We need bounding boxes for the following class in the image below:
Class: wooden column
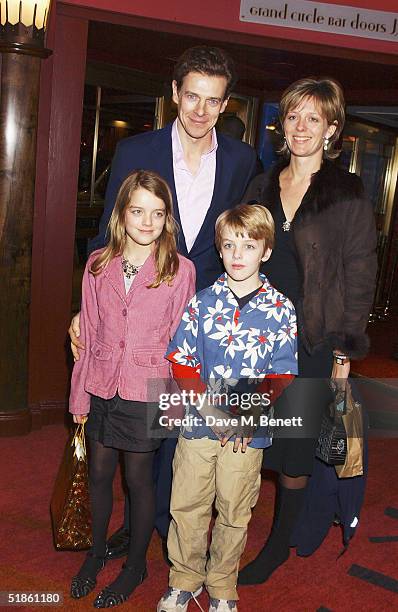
[0,45,49,434]
[0,10,88,435]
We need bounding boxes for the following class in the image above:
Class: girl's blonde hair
[215,204,275,252]
[90,170,179,287]
[279,77,345,159]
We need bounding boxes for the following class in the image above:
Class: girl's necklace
[121,256,143,279]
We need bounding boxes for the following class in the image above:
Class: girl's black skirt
[86,394,162,452]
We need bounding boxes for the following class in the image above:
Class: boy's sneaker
[209,599,238,612]
[157,586,203,612]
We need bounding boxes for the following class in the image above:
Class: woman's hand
[69,312,84,361]
[331,355,350,391]
[73,414,88,424]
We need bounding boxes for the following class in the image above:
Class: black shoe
[93,564,148,608]
[70,549,107,599]
[105,526,130,560]
[238,533,290,585]
[238,486,305,585]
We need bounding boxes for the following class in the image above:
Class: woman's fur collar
[262,158,364,221]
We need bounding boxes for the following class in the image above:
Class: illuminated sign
[240,0,398,42]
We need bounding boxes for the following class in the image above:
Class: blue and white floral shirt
[166,273,298,448]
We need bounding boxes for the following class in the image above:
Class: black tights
[280,473,308,489]
[89,439,155,571]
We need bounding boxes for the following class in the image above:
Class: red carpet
[351,317,398,429]
[1,424,397,611]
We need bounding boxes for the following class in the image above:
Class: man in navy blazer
[90,121,256,290]
[70,45,257,560]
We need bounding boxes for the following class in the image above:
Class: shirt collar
[172,119,218,170]
[212,273,270,307]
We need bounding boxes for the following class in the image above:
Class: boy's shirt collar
[211,273,270,309]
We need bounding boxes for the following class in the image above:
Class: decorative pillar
[0,0,52,434]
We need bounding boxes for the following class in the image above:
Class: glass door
[342,120,398,318]
[72,63,163,312]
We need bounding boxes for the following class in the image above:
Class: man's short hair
[173,46,237,100]
[215,204,275,252]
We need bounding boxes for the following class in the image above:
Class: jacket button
[151,356,157,365]
[95,350,101,356]
[122,308,127,316]
[312,242,317,249]
[119,341,125,349]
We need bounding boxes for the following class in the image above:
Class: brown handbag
[50,421,92,550]
[335,383,364,478]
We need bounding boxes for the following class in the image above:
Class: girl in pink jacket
[69,170,195,608]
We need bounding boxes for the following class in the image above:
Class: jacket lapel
[125,254,157,305]
[102,254,157,305]
[265,159,346,224]
[102,255,127,303]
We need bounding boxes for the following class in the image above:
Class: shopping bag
[335,383,364,478]
[50,421,92,550]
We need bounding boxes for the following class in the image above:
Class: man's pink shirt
[172,120,217,252]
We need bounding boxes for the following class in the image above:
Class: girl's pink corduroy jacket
[69,250,196,415]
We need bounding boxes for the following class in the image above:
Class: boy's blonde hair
[90,170,179,287]
[215,204,275,252]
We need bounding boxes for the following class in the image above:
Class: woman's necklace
[121,256,143,279]
[280,167,313,232]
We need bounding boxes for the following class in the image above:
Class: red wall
[29,12,88,411]
[63,0,398,56]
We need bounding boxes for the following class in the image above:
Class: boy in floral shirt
[157,205,297,612]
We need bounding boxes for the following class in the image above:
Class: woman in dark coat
[238,77,377,585]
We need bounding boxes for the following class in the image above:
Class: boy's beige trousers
[167,436,263,600]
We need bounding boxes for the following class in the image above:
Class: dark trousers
[122,437,178,539]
